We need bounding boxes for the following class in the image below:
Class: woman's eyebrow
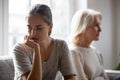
[36,25,43,27]
[27,25,31,27]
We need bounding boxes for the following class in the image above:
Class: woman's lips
[31,37,38,41]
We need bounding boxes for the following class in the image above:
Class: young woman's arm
[59,41,76,80]
[64,75,76,80]
[22,38,42,80]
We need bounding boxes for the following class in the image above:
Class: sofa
[105,70,120,80]
[0,56,63,80]
[0,56,14,80]
[0,55,119,80]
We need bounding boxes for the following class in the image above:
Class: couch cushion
[0,56,14,80]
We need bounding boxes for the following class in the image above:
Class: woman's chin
[93,37,100,41]
[32,40,39,43]
[95,38,99,41]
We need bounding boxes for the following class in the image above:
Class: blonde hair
[70,9,102,41]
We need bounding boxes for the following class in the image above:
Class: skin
[71,15,103,80]
[74,16,102,48]
[22,14,75,80]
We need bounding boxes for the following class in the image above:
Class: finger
[24,35,28,41]
[24,35,30,44]
[25,40,33,47]
[25,40,37,49]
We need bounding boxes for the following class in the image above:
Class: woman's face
[26,14,52,43]
[85,16,102,41]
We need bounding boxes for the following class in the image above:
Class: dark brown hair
[29,4,52,25]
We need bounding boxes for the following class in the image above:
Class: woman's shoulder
[14,43,25,49]
[69,44,83,56]
[13,42,32,52]
[53,38,66,43]
[69,44,83,52]
[14,43,27,49]
[53,38,67,47]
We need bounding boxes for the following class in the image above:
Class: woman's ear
[50,23,53,29]
[48,23,53,36]
[76,33,85,41]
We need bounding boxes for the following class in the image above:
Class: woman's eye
[27,27,31,31]
[95,24,99,28]
[28,27,31,30]
[28,27,31,31]
[37,27,42,30]
[36,25,43,30]
[27,25,31,30]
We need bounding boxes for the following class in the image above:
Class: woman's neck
[39,37,54,61]
[73,36,92,48]
[39,37,52,49]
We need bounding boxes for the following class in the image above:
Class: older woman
[69,9,109,80]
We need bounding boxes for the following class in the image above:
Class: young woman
[69,9,109,80]
[13,4,76,80]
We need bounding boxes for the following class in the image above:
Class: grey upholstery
[0,56,63,80]
[0,56,14,80]
[1,54,117,80]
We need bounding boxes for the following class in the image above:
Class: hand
[24,35,40,50]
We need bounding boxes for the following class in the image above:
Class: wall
[115,0,120,64]
[87,0,117,69]
[0,0,8,55]
[0,0,3,54]
[69,0,87,24]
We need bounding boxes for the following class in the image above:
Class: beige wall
[87,0,118,69]
[115,0,120,65]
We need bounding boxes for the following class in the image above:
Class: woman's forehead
[93,16,101,24]
[27,15,45,23]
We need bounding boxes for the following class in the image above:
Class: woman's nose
[31,29,36,36]
[96,25,102,32]
[98,26,102,32]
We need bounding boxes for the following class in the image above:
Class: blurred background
[0,0,120,70]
